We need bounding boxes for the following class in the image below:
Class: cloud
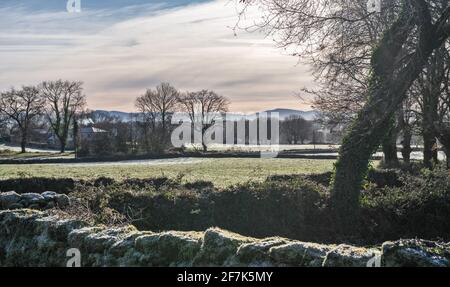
[0,0,315,112]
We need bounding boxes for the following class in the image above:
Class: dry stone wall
[1,210,449,267]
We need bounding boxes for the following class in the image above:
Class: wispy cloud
[0,0,314,112]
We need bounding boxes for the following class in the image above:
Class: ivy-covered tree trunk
[331,2,441,228]
[331,102,399,228]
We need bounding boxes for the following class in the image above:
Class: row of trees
[281,115,313,144]
[135,83,230,152]
[0,80,86,153]
[82,104,318,158]
[134,83,321,152]
[1,80,318,156]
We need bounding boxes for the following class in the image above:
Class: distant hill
[264,109,318,121]
[93,110,136,122]
[91,108,319,122]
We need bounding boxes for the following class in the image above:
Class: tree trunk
[60,136,67,153]
[401,128,412,164]
[331,3,440,229]
[202,127,208,152]
[422,45,445,168]
[145,126,150,153]
[423,131,437,168]
[382,125,399,167]
[20,132,27,153]
[446,147,450,169]
[332,110,394,228]
[398,106,412,164]
[422,84,440,168]
[437,136,450,169]
[422,87,439,168]
[434,125,450,169]
[73,119,79,158]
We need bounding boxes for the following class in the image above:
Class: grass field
[0,149,74,160]
[0,158,336,188]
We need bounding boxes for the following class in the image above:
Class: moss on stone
[1,210,450,267]
[236,238,291,266]
[134,231,201,266]
[382,239,450,267]
[269,242,336,267]
[194,228,255,266]
[323,244,380,267]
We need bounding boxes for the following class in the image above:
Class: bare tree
[407,43,450,168]
[239,0,405,163]
[135,83,179,148]
[135,95,156,152]
[40,80,86,153]
[0,86,44,153]
[135,83,179,153]
[281,115,313,144]
[239,0,450,227]
[178,90,229,152]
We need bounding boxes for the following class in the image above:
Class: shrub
[95,168,450,243]
[184,180,215,190]
[267,172,333,187]
[0,177,75,194]
[93,177,116,187]
[122,176,181,190]
[366,168,403,188]
[211,179,328,240]
[360,167,450,243]
[68,176,330,242]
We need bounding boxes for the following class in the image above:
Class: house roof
[80,127,107,133]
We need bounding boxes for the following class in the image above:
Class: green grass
[0,158,336,188]
[0,150,74,159]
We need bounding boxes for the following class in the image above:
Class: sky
[0,0,315,113]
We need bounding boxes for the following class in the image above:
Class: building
[80,127,108,142]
